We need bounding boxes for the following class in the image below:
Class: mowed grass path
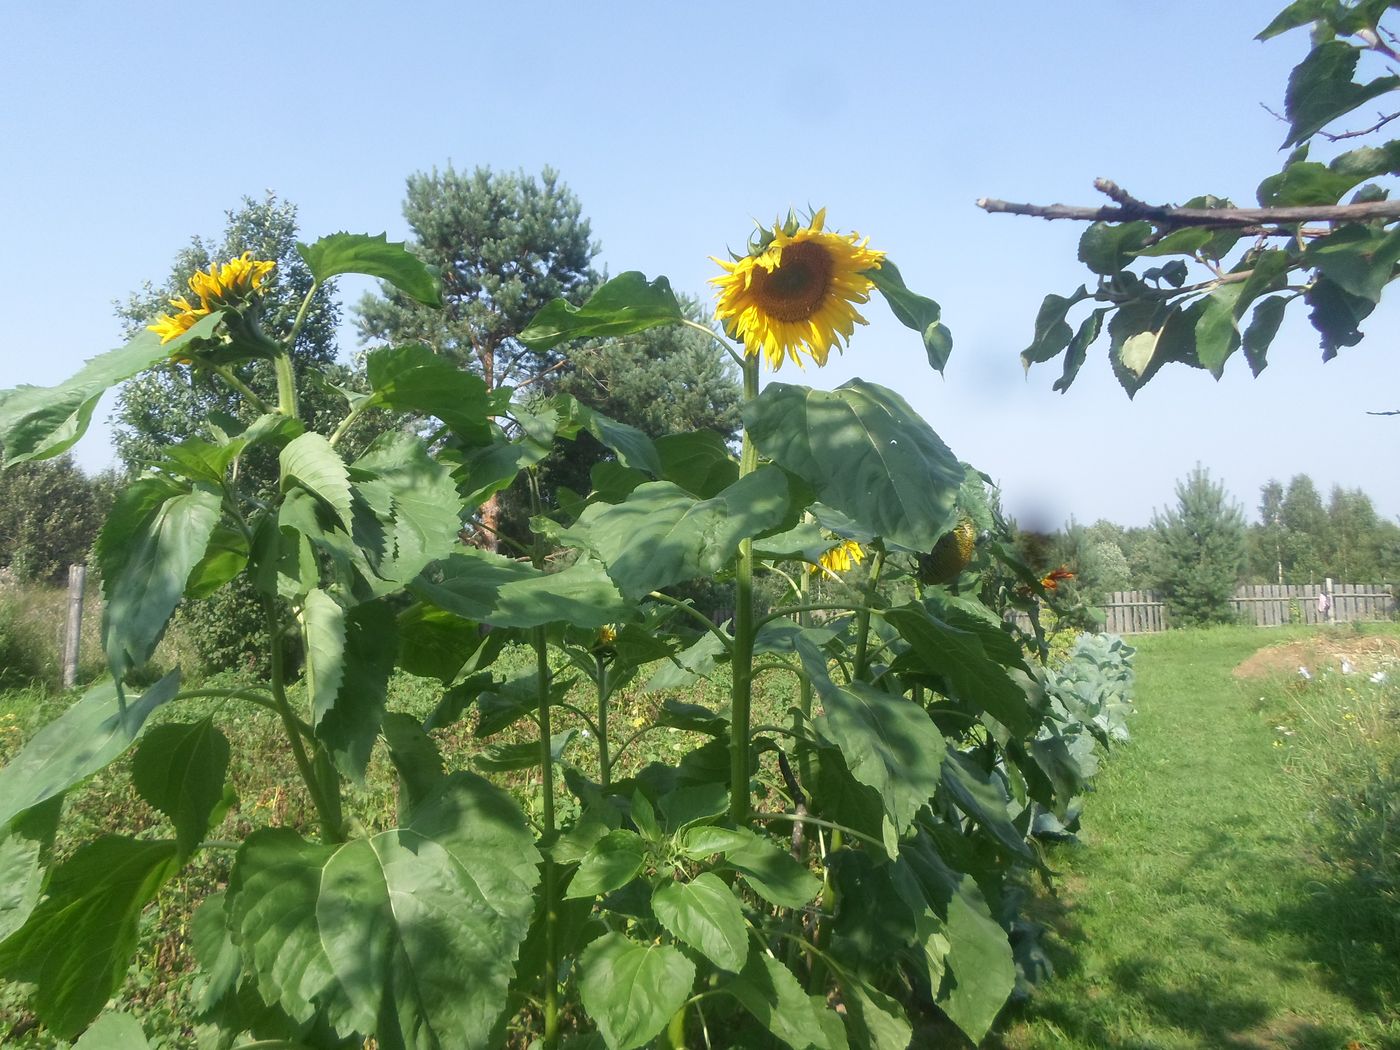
[997,627,1400,1050]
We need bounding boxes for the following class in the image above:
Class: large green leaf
[652,873,748,973]
[317,600,398,782]
[72,1012,152,1050]
[0,836,180,1039]
[744,381,963,551]
[0,313,222,465]
[564,828,648,899]
[0,799,61,942]
[302,588,347,730]
[364,344,495,444]
[412,548,629,628]
[131,719,230,858]
[809,675,944,836]
[720,828,823,909]
[1282,40,1400,146]
[226,828,358,1031]
[655,429,739,498]
[1077,221,1153,274]
[98,483,221,681]
[231,772,539,1049]
[520,271,684,350]
[0,672,181,828]
[844,979,913,1050]
[353,432,464,587]
[724,952,844,1050]
[280,432,353,529]
[577,932,696,1050]
[867,259,953,372]
[1304,224,1400,304]
[298,232,442,307]
[549,467,797,600]
[940,752,1033,862]
[884,605,1038,737]
[552,394,663,477]
[939,874,1017,1044]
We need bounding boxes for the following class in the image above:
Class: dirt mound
[1232,633,1400,680]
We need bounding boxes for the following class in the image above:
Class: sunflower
[711,209,885,370]
[188,251,276,306]
[147,295,211,345]
[814,538,865,577]
[148,251,276,346]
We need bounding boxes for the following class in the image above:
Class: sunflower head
[710,209,885,370]
[188,251,276,307]
[147,251,277,349]
[813,538,865,578]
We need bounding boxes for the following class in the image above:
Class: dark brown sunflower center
[751,241,833,322]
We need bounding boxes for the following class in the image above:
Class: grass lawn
[997,624,1400,1050]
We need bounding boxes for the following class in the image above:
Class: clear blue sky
[3,1,1396,529]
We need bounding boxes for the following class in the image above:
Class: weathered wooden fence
[1101,582,1396,634]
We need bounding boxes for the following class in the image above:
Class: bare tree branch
[977,178,1400,228]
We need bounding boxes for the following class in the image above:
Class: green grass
[998,624,1400,1050]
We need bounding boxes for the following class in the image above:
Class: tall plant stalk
[729,355,761,825]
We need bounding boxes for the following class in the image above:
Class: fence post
[1324,577,1335,624]
[62,563,85,689]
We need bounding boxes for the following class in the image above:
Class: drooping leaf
[131,719,230,858]
[1282,40,1400,147]
[1304,223,1400,304]
[867,259,953,371]
[298,232,442,307]
[364,344,495,444]
[183,525,248,599]
[808,674,945,836]
[845,978,913,1050]
[520,271,685,350]
[577,932,696,1050]
[720,828,823,909]
[317,599,398,782]
[885,605,1038,736]
[548,469,795,599]
[1306,275,1376,354]
[652,873,748,973]
[940,752,1034,862]
[939,875,1017,1043]
[411,548,628,628]
[0,836,180,1039]
[302,588,346,731]
[475,729,576,774]
[724,952,843,1050]
[1020,287,1089,369]
[0,314,222,465]
[744,380,964,551]
[1243,296,1289,375]
[381,713,446,817]
[0,672,181,828]
[98,484,221,681]
[0,798,61,942]
[552,394,663,477]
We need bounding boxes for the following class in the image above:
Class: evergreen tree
[1149,465,1247,627]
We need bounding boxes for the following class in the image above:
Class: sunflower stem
[729,355,761,826]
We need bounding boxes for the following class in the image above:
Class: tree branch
[977,178,1400,228]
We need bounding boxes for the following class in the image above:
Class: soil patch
[1232,633,1400,680]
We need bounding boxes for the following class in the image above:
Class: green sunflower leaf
[867,259,953,372]
[297,232,442,307]
[520,271,685,351]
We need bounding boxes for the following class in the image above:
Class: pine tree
[1150,465,1247,627]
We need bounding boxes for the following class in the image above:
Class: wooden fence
[1100,581,1396,634]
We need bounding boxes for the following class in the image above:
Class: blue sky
[3,1,1397,528]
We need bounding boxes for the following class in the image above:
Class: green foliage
[1006,6,1400,391]
[0,455,114,584]
[1150,466,1247,627]
[0,205,1142,1050]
